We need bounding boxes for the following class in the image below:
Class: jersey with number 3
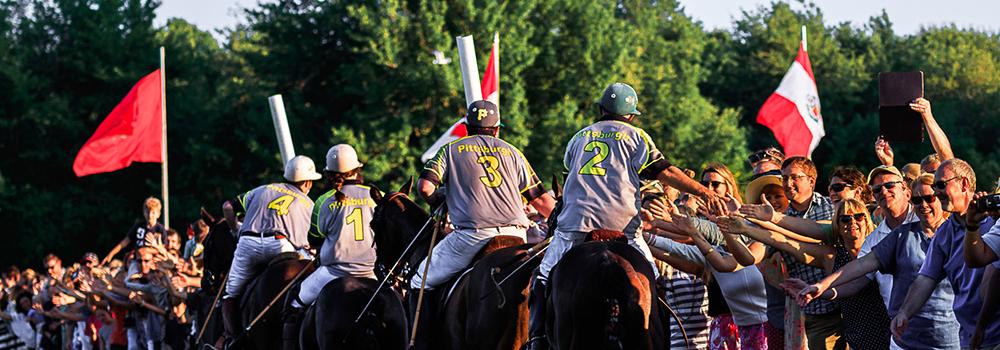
[310,183,377,271]
[558,119,670,234]
[237,182,314,248]
[421,135,545,229]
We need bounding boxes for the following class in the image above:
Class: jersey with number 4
[237,182,314,248]
[557,119,670,234]
[421,135,545,229]
[310,183,377,271]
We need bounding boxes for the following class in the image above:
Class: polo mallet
[408,215,444,348]
[195,272,229,345]
[228,259,316,348]
[352,204,444,326]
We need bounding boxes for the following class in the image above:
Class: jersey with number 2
[558,120,668,233]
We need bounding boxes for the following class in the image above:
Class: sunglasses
[838,213,867,223]
[911,194,937,205]
[933,176,959,190]
[700,180,726,189]
[747,149,783,165]
[829,183,853,192]
[872,181,902,193]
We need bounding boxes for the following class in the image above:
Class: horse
[545,233,668,350]
[198,204,316,350]
[364,179,541,350]
[296,184,409,350]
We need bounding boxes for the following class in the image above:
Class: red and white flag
[421,33,500,162]
[756,42,824,157]
[73,70,163,176]
[481,32,499,106]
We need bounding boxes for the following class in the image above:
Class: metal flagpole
[160,46,169,230]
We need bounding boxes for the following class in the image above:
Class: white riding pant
[224,235,295,299]
[537,228,658,283]
[294,264,376,308]
[410,226,526,290]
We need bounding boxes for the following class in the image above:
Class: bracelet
[829,287,838,300]
[703,247,716,255]
[967,225,981,231]
[644,233,656,246]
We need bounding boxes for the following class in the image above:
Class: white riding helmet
[284,155,323,182]
[325,144,364,172]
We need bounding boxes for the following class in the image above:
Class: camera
[977,194,1000,212]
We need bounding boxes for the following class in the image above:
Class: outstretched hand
[739,194,779,222]
[715,216,750,235]
[796,283,824,307]
[780,277,809,297]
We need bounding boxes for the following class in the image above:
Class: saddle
[441,235,526,309]
[240,252,304,307]
[586,229,627,243]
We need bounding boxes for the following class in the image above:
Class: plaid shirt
[782,193,836,315]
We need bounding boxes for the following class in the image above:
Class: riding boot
[220,298,240,345]
[407,290,437,350]
[282,306,304,350]
[526,278,549,350]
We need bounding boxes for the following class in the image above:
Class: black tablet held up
[878,71,924,142]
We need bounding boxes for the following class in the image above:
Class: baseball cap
[900,163,921,182]
[867,165,904,185]
[465,100,500,128]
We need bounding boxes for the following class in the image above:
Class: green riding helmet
[598,82,641,116]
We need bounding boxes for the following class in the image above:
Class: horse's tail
[601,251,652,350]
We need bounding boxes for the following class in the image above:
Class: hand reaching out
[739,194,779,222]
[796,283,824,307]
[780,277,808,297]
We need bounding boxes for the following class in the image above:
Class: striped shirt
[659,264,710,349]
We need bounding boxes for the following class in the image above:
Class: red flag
[481,32,499,106]
[73,70,163,177]
[756,43,825,157]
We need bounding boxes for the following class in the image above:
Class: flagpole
[801,25,807,52]
[159,46,169,230]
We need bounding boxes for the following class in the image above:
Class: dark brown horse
[199,205,315,350]
[546,234,667,350]
[369,181,540,350]
[296,184,409,350]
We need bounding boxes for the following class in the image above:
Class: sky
[156,0,999,39]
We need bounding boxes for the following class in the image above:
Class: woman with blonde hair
[701,162,744,205]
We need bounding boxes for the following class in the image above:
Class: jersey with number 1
[421,135,545,229]
[237,183,314,248]
[310,183,377,272]
[557,119,671,234]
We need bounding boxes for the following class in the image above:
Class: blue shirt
[873,221,960,349]
[918,215,998,348]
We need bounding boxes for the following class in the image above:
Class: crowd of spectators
[639,99,1000,349]
[0,198,210,350]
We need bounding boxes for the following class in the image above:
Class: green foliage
[0,0,998,268]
